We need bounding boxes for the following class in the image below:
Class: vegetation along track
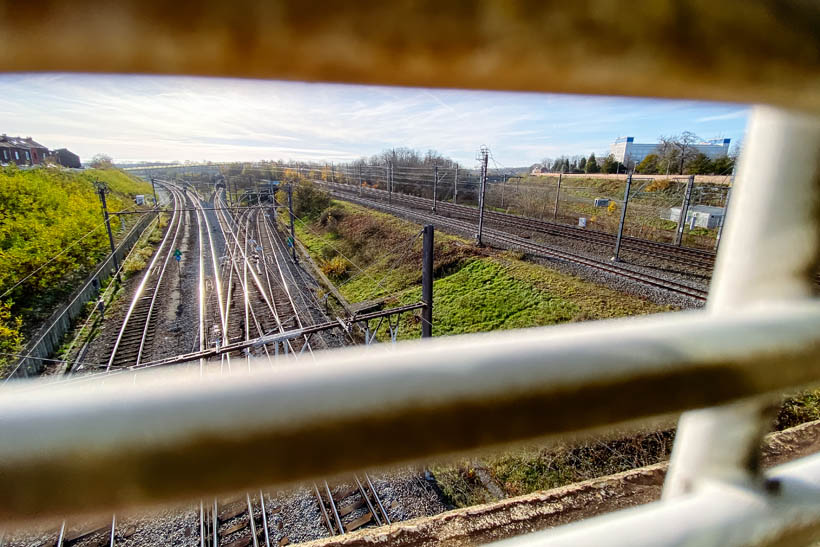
[317,185,708,302]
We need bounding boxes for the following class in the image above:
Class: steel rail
[354,475,381,526]
[105,187,184,371]
[256,209,315,353]
[333,177,719,264]
[258,491,271,547]
[134,188,187,365]
[313,484,335,536]
[324,481,345,535]
[214,194,283,361]
[322,180,717,269]
[364,473,391,525]
[215,191,288,340]
[328,191,708,301]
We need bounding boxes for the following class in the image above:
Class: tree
[685,153,714,175]
[601,154,619,174]
[90,154,114,169]
[578,156,587,171]
[658,131,701,175]
[584,153,600,174]
[636,154,661,174]
[712,155,735,175]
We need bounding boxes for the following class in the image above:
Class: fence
[484,175,731,249]
[10,211,157,379]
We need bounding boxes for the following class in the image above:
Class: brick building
[0,135,49,165]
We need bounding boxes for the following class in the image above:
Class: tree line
[535,132,738,176]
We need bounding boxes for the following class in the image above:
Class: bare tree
[90,153,114,169]
[657,131,701,175]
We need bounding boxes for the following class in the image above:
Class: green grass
[293,199,667,343]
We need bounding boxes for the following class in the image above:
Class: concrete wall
[10,212,157,379]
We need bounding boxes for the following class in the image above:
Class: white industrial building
[610,136,731,165]
[667,205,725,229]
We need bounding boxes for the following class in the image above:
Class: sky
[0,73,750,167]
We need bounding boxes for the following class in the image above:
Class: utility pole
[287,184,297,262]
[421,224,434,338]
[675,175,696,246]
[612,172,633,262]
[359,164,363,196]
[96,182,121,282]
[476,146,489,246]
[432,164,438,213]
[553,172,563,221]
[453,165,459,204]
[150,177,159,208]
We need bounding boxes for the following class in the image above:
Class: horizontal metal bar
[1,304,820,522]
[112,206,279,215]
[2,1,819,112]
[496,450,820,546]
[126,302,425,368]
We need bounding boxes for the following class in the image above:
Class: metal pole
[453,165,459,204]
[359,164,363,196]
[287,184,297,262]
[612,172,632,262]
[477,147,489,246]
[553,172,562,221]
[432,164,438,213]
[421,225,434,339]
[386,163,391,204]
[97,184,121,282]
[675,174,695,246]
[714,166,736,252]
[150,177,159,208]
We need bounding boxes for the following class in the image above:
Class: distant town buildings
[609,136,731,165]
[0,134,81,168]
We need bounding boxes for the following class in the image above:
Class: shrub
[293,180,331,219]
[319,205,346,233]
[123,246,154,277]
[645,179,672,192]
[0,300,23,376]
[320,255,348,278]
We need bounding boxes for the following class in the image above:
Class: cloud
[695,109,749,123]
[0,74,750,166]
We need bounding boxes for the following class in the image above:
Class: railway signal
[174,248,182,278]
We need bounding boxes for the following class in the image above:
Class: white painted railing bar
[1,302,820,522]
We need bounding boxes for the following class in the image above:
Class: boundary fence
[9,211,157,379]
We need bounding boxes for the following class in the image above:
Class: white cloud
[0,74,750,166]
[695,109,750,123]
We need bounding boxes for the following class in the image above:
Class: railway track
[314,475,391,536]
[317,180,718,271]
[40,184,393,546]
[105,185,187,370]
[320,189,709,301]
